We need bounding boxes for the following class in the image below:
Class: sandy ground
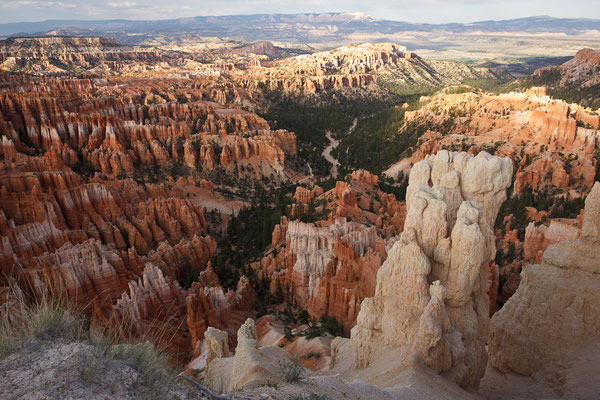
[323,118,357,179]
[2,338,598,400]
[0,340,208,400]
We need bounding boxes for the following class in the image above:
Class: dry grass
[1,294,175,397]
[109,341,173,388]
[0,296,85,356]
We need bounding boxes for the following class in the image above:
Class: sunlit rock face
[351,150,512,390]
[533,48,600,89]
[389,90,599,195]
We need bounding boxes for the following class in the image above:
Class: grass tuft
[0,296,84,357]
[109,341,174,387]
[1,294,175,398]
[24,297,85,340]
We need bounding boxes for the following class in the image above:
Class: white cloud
[107,2,139,8]
[0,0,598,24]
[3,0,76,7]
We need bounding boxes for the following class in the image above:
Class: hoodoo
[350,150,512,389]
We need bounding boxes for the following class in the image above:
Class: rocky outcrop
[0,72,261,367]
[0,36,171,75]
[252,172,404,331]
[105,263,186,338]
[0,74,296,179]
[488,182,600,380]
[252,217,385,333]
[187,326,230,371]
[391,90,599,195]
[534,48,600,89]
[385,88,598,309]
[350,150,512,389]
[186,267,255,357]
[523,219,580,263]
[21,239,144,309]
[204,318,291,392]
[235,43,501,96]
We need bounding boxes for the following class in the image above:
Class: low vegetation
[289,394,332,400]
[279,354,306,383]
[0,297,84,356]
[495,185,586,241]
[0,296,175,397]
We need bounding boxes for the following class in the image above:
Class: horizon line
[1,12,599,27]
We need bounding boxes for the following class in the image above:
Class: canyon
[383,77,600,309]
[0,38,503,98]
[0,69,296,363]
[0,33,598,400]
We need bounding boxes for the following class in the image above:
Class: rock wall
[252,172,403,331]
[0,36,175,75]
[488,182,600,377]
[534,48,600,89]
[351,150,512,389]
[186,266,256,357]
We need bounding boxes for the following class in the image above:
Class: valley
[0,15,599,400]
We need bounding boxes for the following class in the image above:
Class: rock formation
[385,87,599,308]
[0,72,261,367]
[186,267,256,357]
[488,182,600,382]
[389,89,599,195]
[204,318,291,391]
[523,219,580,263]
[238,43,502,96]
[534,48,600,89]
[251,172,403,331]
[187,326,230,371]
[0,36,177,76]
[350,150,512,389]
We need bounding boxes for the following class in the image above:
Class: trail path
[323,118,357,178]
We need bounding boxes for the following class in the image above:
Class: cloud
[107,1,139,8]
[3,0,76,7]
[0,0,598,24]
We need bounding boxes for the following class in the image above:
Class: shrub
[279,354,306,383]
[289,394,332,400]
[1,294,175,398]
[319,314,342,337]
[109,341,173,388]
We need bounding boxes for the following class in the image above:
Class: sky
[0,0,599,24]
